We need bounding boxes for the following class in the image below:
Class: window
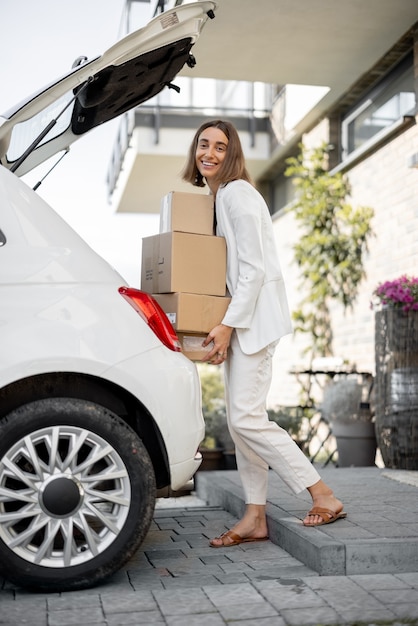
[342,54,415,159]
[6,93,73,164]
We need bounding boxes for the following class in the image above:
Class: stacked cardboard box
[141,191,230,360]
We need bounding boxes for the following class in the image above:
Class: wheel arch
[0,372,170,489]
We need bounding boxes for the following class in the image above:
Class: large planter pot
[321,376,375,466]
[376,306,418,360]
[330,421,377,467]
[375,309,418,469]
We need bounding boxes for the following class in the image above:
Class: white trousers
[224,332,321,505]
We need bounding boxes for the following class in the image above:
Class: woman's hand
[202,324,233,364]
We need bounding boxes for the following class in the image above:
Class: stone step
[195,466,418,576]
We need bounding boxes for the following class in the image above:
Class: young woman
[182,120,346,547]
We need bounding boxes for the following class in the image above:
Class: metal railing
[106,100,272,201]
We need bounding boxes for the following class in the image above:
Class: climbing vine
[285,143,374,359]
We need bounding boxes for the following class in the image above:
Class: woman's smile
[195,126,228,190]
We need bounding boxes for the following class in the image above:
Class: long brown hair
[181,120,253,188]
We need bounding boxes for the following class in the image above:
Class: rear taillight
[119,286,181,352]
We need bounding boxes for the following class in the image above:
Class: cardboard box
[160,191,214,236]
[141,232,226,296]
[177,332,214,361]
[153,293,231,333]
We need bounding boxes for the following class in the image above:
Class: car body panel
[0,165,125,284]
[0,165,205,490]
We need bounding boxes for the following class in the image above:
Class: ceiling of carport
[181,0,418,116]
[112,0,418,213]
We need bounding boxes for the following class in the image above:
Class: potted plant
[284,143,374,362]
[198,411,226,471]
[320,375,376,467]
[267,406,310,451]
[372,275,418,469]
[373,275,418,311]
[197,364,227,471]
[209,405,237,470]
[372,275,418,351]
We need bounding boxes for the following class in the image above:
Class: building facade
[267,25,417,406]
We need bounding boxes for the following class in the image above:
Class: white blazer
[215,180,292,355]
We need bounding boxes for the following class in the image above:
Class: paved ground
[1,467,418,625]
[196,466,418,576]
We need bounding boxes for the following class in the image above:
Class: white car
[0,1,216,592]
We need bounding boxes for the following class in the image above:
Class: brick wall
[268,123,418,408]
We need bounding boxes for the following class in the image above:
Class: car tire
[0,397,156,591]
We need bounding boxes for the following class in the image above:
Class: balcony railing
[106,90,272,201]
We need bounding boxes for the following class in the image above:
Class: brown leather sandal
[209,529,269,548]
[303,507,347,526]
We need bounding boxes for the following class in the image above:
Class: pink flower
[372,275,418,313]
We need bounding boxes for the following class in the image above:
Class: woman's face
[195,126,228,188]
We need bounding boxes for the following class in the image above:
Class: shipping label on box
[140,234,161,293]
[177,332,214,362]
[160,191,214,236]
[141,232,226,296]
[153,293,231,333]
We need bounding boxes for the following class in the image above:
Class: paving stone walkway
[1,479,418,626]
